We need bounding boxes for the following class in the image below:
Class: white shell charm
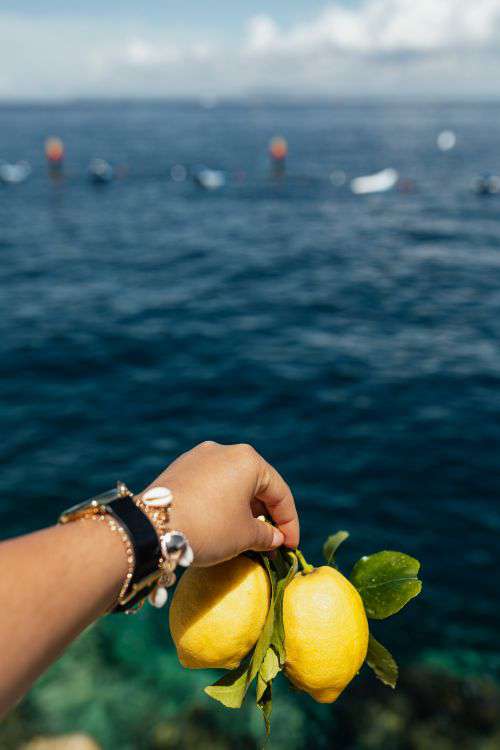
[179,544,194,567]
[142,486,173,508]
[160,531,194,568]
[148,586,168,608]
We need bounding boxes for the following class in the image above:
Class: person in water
[0,441,299,716]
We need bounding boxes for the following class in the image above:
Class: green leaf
[256,646,279,704]
[259,647,280,684]
[205,556,277,709]
[205,551,298,735]
[256,673,267,703]
[350,551,422,619]
[248,583,275,679]
[272,548,290,578]
[255,553,297,736]
[366,634,398,688]
[270,551,298,665]
[323,531,350,566]
[257,681,273,737]
[204,655,253,709]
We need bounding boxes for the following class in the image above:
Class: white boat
[350,168,398,195]
[0,161,31,184]
[192,167,226,191]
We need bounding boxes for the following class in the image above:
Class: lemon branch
[295,549,314,574]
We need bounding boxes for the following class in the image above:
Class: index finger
[254,455,300,548]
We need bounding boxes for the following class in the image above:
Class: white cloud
[245,0,500,55]
[126,39,178,67]
[242,0,500,96]
[1,1,500,99]
[246,16,281,54]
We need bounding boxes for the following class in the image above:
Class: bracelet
[136,486,194,609]
[58,482,193,614]
[86,513,135,607]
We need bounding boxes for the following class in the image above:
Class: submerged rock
[21,735,100,750]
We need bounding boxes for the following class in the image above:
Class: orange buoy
[45,137,65,164]
[269,136,288,162]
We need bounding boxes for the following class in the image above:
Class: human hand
[138,442,299,566]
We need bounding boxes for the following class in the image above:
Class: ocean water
[1,101,500,742]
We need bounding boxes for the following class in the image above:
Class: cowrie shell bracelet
[138,486,193,609]
[142,486,173,508]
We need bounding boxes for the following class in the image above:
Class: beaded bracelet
[86,512,136,607]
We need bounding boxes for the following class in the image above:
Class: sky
[1,0,500,100]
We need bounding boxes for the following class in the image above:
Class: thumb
[248,517,284,552]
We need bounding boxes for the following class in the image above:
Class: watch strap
[106,495,160,613]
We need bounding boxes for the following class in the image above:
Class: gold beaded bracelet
[86,513,136,607]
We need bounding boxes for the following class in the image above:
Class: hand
[138,441,299,566]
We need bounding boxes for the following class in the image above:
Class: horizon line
[1,94,499,107]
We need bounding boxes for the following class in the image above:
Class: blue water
[1,101,499,676]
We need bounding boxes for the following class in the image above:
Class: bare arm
[0,441,299,717]
[0,519,127,715]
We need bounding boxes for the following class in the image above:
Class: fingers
[250,498,267,517]
[254,456,300,549]
[248,517,284,552]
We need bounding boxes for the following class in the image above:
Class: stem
[295,548,314,574]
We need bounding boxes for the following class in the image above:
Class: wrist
[65,519,129,614]
[59,482,193,614]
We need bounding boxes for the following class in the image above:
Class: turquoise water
[1,101,499,746]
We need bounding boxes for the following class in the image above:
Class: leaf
[247,575,276,681]
[350,551,422,619]
[270,551,298,666]
[323,531,350,566]
[257,681,273,737]
[259,647,280,684]
[204,655,253,709]
[260,553,278,602]
[205,551,298,736]
[256,673,267,703]
[256,646,279,703]
[205,556,277,709]
[240,554,277,689]
[255,553,297,736]
[272,548,290,578]
[366,634,399,688]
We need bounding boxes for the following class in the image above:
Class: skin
[0,441,299,718]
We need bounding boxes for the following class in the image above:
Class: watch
[59,482,161,612]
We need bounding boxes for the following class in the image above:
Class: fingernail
[272,528,285,548]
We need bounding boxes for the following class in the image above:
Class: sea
[1,100,499,747]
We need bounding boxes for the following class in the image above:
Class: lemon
[283,565,369,703]
[169,556,271,670]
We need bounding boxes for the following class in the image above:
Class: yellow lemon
[283,565,369,703]
[169,556,271,670]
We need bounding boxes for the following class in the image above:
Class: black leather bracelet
[106,495,160,613]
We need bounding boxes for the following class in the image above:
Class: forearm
[0,519,127,716]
